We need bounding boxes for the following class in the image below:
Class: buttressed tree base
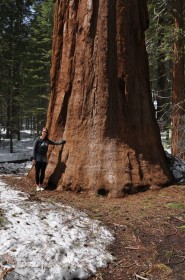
[32,0,173,197]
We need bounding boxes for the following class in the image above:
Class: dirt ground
[1,175,185,280]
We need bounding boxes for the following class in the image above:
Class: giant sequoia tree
[40,0,173,197]
[171,0,184,158]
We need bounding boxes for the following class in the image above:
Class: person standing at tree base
[32,127,66,191]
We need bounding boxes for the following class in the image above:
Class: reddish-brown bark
[171,0,184,158]
[32,0,172,197]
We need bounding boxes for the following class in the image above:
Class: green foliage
[177,225,185,231]
[167,202,185,209]
[22,0,55,130]
[0,0,54,135]
[146,1,173,93]
[146,1,176,142]
[146,1,174,60]
[0,0,32,136]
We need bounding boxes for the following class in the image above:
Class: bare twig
[125,246,140,250]
[114,259,137,268]
[122,261,137,268]
[132,233,141,244]
[134,273,149,280]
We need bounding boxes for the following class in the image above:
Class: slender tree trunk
[30,0,173,197]
[171,0,184,158]
[157,52,167,120]
[156,15,168,122]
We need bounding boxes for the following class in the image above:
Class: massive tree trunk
[171,0,184,158]
[42,0,172,197]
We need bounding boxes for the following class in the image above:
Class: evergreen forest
[0,0,54,140]
[0,0,184,158]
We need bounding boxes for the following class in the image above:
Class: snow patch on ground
[0,182,114,280]
[165,151,185,183]
[0,162,32,175]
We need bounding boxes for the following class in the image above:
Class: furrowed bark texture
[44,0,172,197]
[171,0,184,158]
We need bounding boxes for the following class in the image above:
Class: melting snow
[0,182,114,280]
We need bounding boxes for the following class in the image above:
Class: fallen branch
[134,273,149,280]
[114,259,137,268]
[122,261,137,268]
[125,246,140,250]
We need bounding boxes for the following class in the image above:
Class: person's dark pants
[35,161,47,185]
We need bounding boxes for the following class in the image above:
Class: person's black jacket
[32,137,65,162]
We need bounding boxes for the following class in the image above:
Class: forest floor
[1,175,185,280]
